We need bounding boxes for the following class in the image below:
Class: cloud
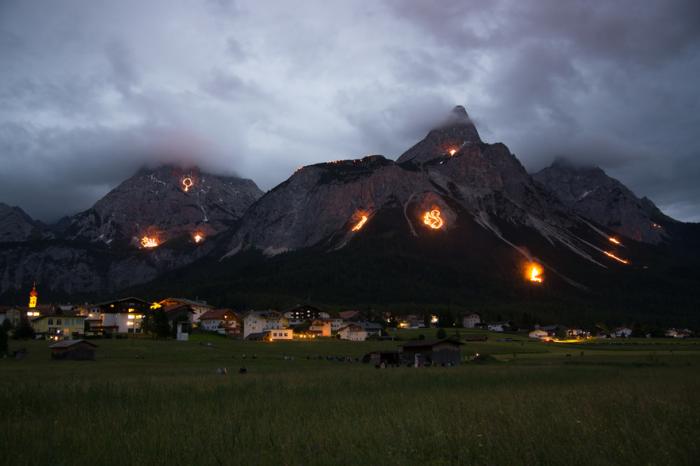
[0,0,698,222]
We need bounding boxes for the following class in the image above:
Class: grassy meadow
[1,330,699,466]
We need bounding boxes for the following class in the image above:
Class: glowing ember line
[352,215,368,232]
[140,236,159,248]
[448,148,457,156]
[604,251,629,264]
[193,233,204,243]
[422,209,444,229]
[608,237,622,245]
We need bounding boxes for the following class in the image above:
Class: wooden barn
[49,340,97,361]
[400,338,463,367]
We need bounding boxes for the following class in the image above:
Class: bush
[436,328,447,339]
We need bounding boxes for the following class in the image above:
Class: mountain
[66,165,263,247]
[0,203,46,242]
[0,165,263,298]
[533,159,671,244]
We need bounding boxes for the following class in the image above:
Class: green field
[1,331,699,466]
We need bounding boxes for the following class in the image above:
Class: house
[665,328,693,339]
[159,298,213,323]
[462,313,481,329]
[613,327,633,338]
[486,321,512,332]
[243,311,289,338]
[199,309,241,336]
[328,318,346,333]
[337,324,368,341]
[357,321,383,337]
[49,340,97,360]
[164,304,195,328]
[89,297,150,335]
[265,328,294,341]
[400,339,463,366]
[31,309,86,340]
[567,328,590,338]
[528,329,551,340]
[309,319,332,337]
[282,304,328,324]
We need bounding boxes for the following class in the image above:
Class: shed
[400,338,463,366]
[49,339,97,361]
[362,351,401,367]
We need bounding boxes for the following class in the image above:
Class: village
[1,284,695,364]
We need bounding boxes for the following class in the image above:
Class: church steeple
[28,282,38,309]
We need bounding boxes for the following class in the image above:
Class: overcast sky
[1,0,699,222]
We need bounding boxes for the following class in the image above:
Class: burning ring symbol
[182,177,193,192]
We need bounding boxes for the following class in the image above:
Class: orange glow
[422,209,444,229]
[351,214,368,232]
[609,237,622,245]
[140,236,159,248]
[527,263,543,284]
[448,148,457,156]
[193,232,204,243]
[181,177,194,192]
[604,251,629,264]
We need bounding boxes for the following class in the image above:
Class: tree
[149,310,170,339]
[0,323,8,354]
[436,328,447,339]
[14,318,35,340]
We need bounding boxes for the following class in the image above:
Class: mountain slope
[0,203,44,243]
[66,165,262,247]
[533,159,671,244]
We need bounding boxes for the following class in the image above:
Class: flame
[448,148,457,156]
[140,236,159,248]
[422,209,444,229]
[352,214,368,232]
[181,177,194,192]
[609,237,622,245]
[193,232,204,243]
[604,251,629,264]
[527,263,543,284]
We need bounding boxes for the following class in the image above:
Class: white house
[337,324,368,341]
[243,311,288,338]
[462,313,481,329]
[199,309,241,336]
[613,327,633,338]
[265,328,294,341]
[328,318,346,333]
[528,329,551,340]
[487,322,510,332]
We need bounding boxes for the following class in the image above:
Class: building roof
[400,338,464,350]
[338,324,365,332]
[49,339,98,349]
[338,310,361,320]
[200,309,237,320]
[159,297,213,308]
[93,297,150,307]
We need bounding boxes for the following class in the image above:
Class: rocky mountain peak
[534,159,670,243]
[66,164,263,247]
[397,105,482,165]
[0,203,40,242]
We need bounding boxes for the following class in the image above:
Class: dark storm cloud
[0,0,699,222]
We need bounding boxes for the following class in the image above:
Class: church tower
[28,282,38,309]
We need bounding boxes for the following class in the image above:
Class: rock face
[0,165,263,297]
[66,165,263,246]
[0,203,42,242]
[225,106,609,285]
[533,159,670,244]
[397,105,482,165]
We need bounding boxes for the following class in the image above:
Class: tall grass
[1,337,699,465]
